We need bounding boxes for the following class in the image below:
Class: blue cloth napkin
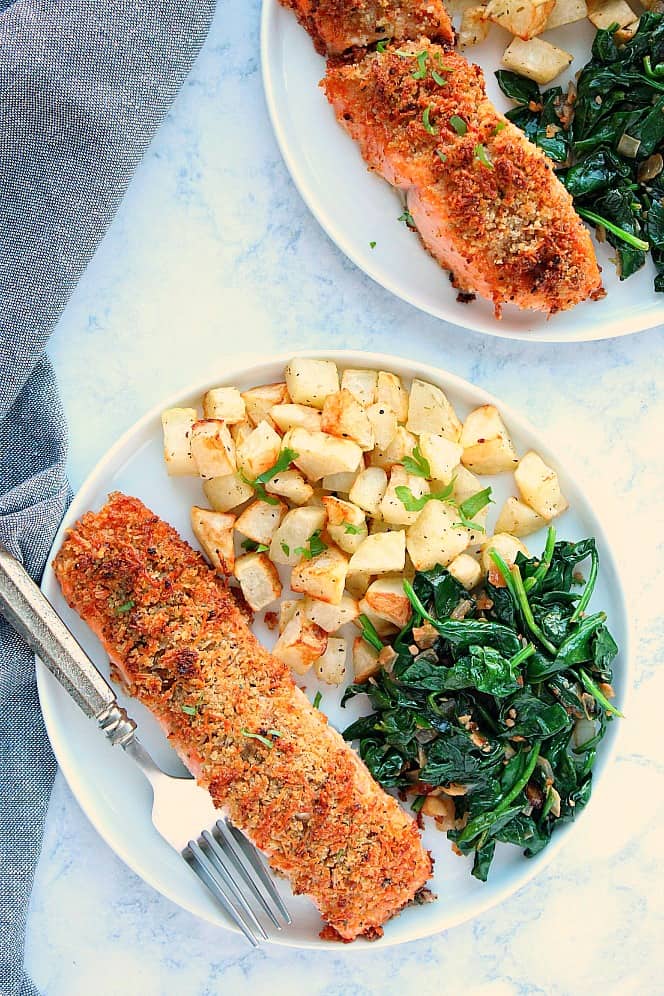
[0,2,214,991]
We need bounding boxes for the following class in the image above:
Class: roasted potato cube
[287,428,363,482]
[502,36,572,85]
[203,473,254,512]
[303,592,360,632]
[460,405,519,475]
[236,420,282,480]
[376,371,409,423]
[278,599,300,634]
[419,433,463,484]
[514,451,569,520]
[613,18,638,41]
[354,609,397,638]
[285,358,339,409]
[406,379,463,440]
[202,387,246,424]
[421,794,456,829]
[241,382,289,427]
[270,403,323,433]
[545,0,587,28]
[349,467,388,514]
[161,407,197,475]
[348,530,406,574]
[190,507,235,575]
[314,637,347,685]
[233,552,282,611]
[447,553,482,591]
[458,4,491,45]
[486,0,554,39]
[494,496,548,537]
[406,502,470,571]
[235,499,287,546]
[291,545,349,605]
[363,576,411,627]
[269,506,327,565]
[341,368,378,407]
[265,468,314,506]
[366,403,398,451]
[190,419,237,480]
[322,495,368,554]
[273,614,328,675]
[352,637,381,683]
[321,471,359,493]
[481,533,530,576]
[380,466,430,526]
[321,389,374,450]
[587,0,635,28]
[230,421,254,449]
[345,570,372,600]
[370,427,417,470]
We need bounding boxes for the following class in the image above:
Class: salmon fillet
[53,492,432,941]
[279,0,453,55]
[323,41,604,316]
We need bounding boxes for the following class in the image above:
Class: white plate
[39,350,630,948]
[261,3,664,341]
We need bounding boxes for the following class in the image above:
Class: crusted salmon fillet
[323,41,604,316]
[52,492,432,942]
[279,0,453,55]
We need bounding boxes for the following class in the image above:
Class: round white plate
[39,350,630,948]
[261,3,664,341]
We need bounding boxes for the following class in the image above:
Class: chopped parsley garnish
[313,691,323,710]
[435,149,447,163]
[242,447,299,505]
[376,38,391,52]
[358,613,384,652]
[241,539,269,553]
[369,240,377,249]
[450,115,468,136]
[401,444,431,478]
[395,479,455,512]
[241,728,277,749]
[431,69,448,86]
[395,480,493,529]
[422,105,438,135]
[398,209,415,227]
[294,529,327,560]
[280,541,290,557]
[111,599,134,615]
[493,121,507,135]
[344,523,363,534]
[412,50,428,80]
[181,704,198,716]
[455,487,493,531]
[474,143,494,170]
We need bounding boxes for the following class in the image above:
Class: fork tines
[184,818,291,946]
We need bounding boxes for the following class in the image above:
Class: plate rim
[38,347,633,949]
[259,0,664,343]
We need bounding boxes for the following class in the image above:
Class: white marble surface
[24,1,664,992]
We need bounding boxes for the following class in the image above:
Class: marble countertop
[25,1,664,992]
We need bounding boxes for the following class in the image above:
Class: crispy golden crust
[53,493,432,941]
[323,41,603,316]
[280,0,453,55]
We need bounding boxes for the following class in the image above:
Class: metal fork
[0,547,290,946]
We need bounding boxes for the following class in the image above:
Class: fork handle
[0,546,136,747]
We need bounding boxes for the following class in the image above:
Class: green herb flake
[294,529,328,560]
[114,600,135,615]
[450,115,467,136]
[473,143,495,170]
[313,691,323,710]
[280,541,290,557]
[181,704,198,716]
[401,444,431,478]
[369,240,377,249]
[493,121,507,135]
[431,69,448,86]
[435,149,447,163]
[241,539,269,553]
[345,523,362,534]
[395,479,455,512]
[423,105,438,135]
[376,38,391,52]
[398,209,416,227]
[241,728,275,749]
[412,50,429,80]
[243,447,299,505]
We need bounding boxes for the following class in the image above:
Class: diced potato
[348,530,406,574]
[419,433,463,484]
[269,506,327,565]
[458,5,491,45]
[203,473,254,512]
[352,637,381,683]
[161,408,197,475]
[366,403,398,451]
[349,467,388,514]
[363,576,411,627]
[322,496,368,554]
[447,553,482,591]
[370,427,417,470]
[314,637,347,685]
[306,490,326,508]
[241,383,289,427]
[345,571,372,600]
[460,405,519,475]
[406,380,463,440]
[233,553,282,611]
[481,533,530,576]
[406,502,470,571]
[190,507,235,575]
[202,387,246,424]
[236,420,282,480]
[264,468,314,506]
[273,614,328,675]
[587,0,635,29]
[285,358,339,409]
[321,389,374,450]
[376,371,409,423]
[514,451,569,520]
[447,0,484,11]
[502,36,572,85]
[230,421,254,448]
[291,545,349,606]
[270,403,323,433]
[303,593,360,632]
[545,0,587,28]
[287,428,363,482]
[369,519,403,534]
[321,471,359,493]
[278,599,300,634]
[421,794,456,829]
[614,17,638,41]
[235,499,287,546]
[354,610,397,638]
[486,0,554,39]
[494,496,548,537]
[341,368,378,407]
[190,419,237,480]
[380,466,430,526]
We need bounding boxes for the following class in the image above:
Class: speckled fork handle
[0,546,136,747]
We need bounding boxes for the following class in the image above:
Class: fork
[0,547,291,946]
